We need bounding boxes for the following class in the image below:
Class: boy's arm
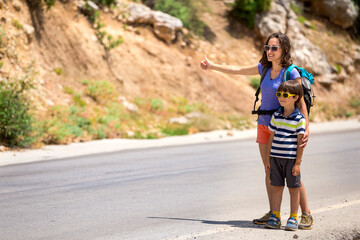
[293,133,304,176]
[266,131,275,173]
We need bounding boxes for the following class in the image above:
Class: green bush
[226,114,253,130]
[84,80,116,103]
[92,0,116,7]
[350,97,360,108]
[171,96,208,114]
[349,97,360,114]
[0,76,34,147]
[290,3,302,15]
[12,19,24,30]
[178,102,206,114]
[161,123,189,136]
[53,67,63,75]
[73,93,87,107]
[228,0,272,28]
[250,77,260,89]
[44,0,56,9]
[297,16,306,24]
[334,64,342,74]
[150,98,164,112]
[42,105,93,144]
[146,0,207,37]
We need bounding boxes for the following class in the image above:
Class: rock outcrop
[255,0,336,86]
[298,0,358,29]
[126,3,183,43]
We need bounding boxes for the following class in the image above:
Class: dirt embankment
[3,1,261,115]
[0,0,359,147]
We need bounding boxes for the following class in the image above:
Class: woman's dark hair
[259,32,293,68]
[277,80,303,106]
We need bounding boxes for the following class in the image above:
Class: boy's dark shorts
[270,157,301,188]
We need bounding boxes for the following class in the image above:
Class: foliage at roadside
[309,96,360,122]
[19,79,254,147]
[227,0,272,28]
[40,80,253,143]
[0,71,35,147]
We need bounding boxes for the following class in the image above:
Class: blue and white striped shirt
[268,108,306,159]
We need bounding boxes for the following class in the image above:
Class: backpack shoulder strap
[252,66,269,114]
[255,66,269,99]
[260,66,269,84]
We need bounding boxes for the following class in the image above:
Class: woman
[200,32,313,229]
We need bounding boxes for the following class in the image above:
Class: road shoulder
[1,119,359,167]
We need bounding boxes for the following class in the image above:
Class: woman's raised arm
[200,56,259,75]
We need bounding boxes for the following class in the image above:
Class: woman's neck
[272,62,282,72]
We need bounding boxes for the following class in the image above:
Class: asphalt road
[1,130,360,240]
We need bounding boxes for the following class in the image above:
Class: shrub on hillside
[250,77,260,90]
[92,0,116,7]
[143,0,207,37]
[44,0,56,8]
[0,75,34,147]
[228,0,272,28]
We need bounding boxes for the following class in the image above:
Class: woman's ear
[294,95,299,102]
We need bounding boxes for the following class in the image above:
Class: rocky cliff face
[255,0,360,87]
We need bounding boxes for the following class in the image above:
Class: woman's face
[266,37,282,64]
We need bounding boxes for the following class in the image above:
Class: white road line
[164,199,360,240]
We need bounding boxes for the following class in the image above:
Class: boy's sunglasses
[264,45,280,52]
[276,92,296,98]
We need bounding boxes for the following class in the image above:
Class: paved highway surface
[1,130,360,240]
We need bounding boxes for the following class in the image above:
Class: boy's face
[276,91,299,108]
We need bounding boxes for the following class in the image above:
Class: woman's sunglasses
[264,45,280,52]
[276,92,296,98]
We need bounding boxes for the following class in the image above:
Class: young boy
[264,80,306,231]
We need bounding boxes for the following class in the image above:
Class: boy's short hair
[277,80,303,105]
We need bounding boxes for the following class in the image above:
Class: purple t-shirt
[257,63,300,126]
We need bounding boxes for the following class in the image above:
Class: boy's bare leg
[300,181,311,214]
[259,143,272,211]
[289,187,300,217]
[272,186,284,213]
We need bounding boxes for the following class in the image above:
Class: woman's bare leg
[300,181,311,214]
[259,143,272,211]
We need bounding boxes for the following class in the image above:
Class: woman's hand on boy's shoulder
[265,159,271,174]
[299,130,309,149]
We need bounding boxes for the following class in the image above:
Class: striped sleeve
[268,114,276,132]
